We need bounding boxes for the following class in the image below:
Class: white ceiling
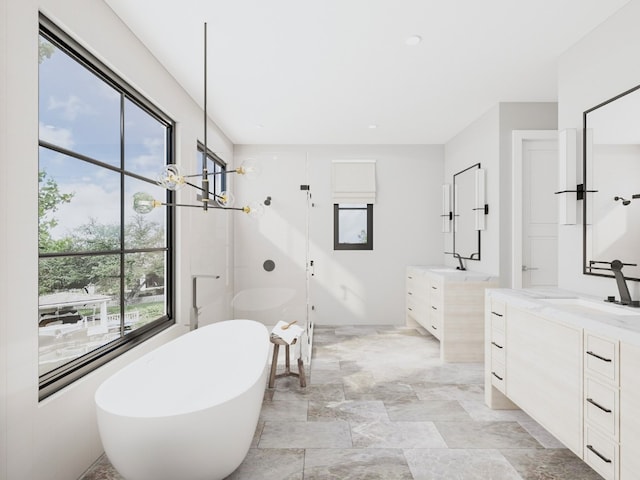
[104,0,630,145]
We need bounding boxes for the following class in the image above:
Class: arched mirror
[584,84,640,281]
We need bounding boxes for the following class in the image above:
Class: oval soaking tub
[95,319,269,480]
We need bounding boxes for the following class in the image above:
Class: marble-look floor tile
[459,400,532,422]
[304,448,413,479]
[435,421,542,449]
[351,421,447,448]
[404,448,523,480]
[412,382,485,402]
[78,455,124,480]
[309,357,341,371]
[420,363,485,385]
[334,325,381,336]
[308,400,390,422]
[517,420,566,449]
[225,448,304,480]
[271,382,345,402]
[310,368,351,385]
[344,380,418,402]
[259,420,352,448]
[259,400,308,422]
[385,399,473,422]
[500,448,604,480]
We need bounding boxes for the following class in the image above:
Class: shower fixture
[614,196,631,206]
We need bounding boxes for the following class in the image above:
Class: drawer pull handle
[408,276,413,279]
[491,341,503,349]
[586,445,612,464]
[431,325,437,330]
[431,286,438,290]
[586,351,612,363]
[431,306,437,310]
[408,292,413,295]
[491,371,503,381]
[587,398,612,413]
[491,311,503,317]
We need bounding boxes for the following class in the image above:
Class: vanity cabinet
[505,307,583,456]
[583,332,620,480]
[620,342,640,480]
[485,289,640,480]
[406,266,497,362]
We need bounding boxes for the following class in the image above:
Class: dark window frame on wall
[333,203,373,250]
[197,142,227,196]
[38,15,175,400]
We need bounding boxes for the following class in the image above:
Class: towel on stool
[271,320,304,345]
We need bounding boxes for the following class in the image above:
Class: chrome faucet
[607,260,640,307]
[453,253,466,271]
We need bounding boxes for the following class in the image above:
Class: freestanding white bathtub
[95,319,269,480]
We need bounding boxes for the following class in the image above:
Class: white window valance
[331,160,376,204]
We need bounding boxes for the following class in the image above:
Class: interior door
[521,137,559,288]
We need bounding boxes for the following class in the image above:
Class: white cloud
[50,183,120,237]
[39,122,74,149]
[47,94,93,121]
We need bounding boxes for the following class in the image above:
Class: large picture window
[38,17,174,399]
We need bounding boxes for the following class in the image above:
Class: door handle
[522,265,539,272]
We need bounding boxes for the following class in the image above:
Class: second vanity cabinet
[485,289,640,480]
[406,266,497,362]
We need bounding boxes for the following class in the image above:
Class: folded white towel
[271,321,304,345]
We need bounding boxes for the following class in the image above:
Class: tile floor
[80,325,603,479]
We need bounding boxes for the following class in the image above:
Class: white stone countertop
[487,287,640,346]
[408,265,497,283]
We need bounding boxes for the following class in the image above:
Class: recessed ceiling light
[368,124,378,129]
[405,35,422,46]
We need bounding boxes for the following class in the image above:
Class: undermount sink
[540,298,639,316]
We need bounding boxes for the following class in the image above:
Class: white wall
[0,1,233,479]
[557,0,640,300]
[234,145,444,326]
[444,105,500,274]
[443,103,557,285]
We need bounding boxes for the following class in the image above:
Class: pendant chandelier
[133,23,264,218]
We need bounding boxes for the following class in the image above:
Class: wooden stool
[268,334,306,388]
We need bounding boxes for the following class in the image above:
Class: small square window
[334,204,373,250]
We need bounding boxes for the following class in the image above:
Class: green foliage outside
[38,171,165,307]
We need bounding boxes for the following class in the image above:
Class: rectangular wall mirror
[453,163,481,261]
[584,84,640,281]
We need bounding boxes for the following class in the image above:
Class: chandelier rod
[201,22,210,211]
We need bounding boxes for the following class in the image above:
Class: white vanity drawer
[585,377,619,440]
[490,301,506,332]
[490,358,506,394]
[428,307,442,340]
[584,425,618,480]
[491,330,506,364]
[585,333,619,384]
[491,299,506,317]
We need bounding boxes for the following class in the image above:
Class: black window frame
[333,203,373,250]
[38,15,175,400]
[197,142,228,197]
